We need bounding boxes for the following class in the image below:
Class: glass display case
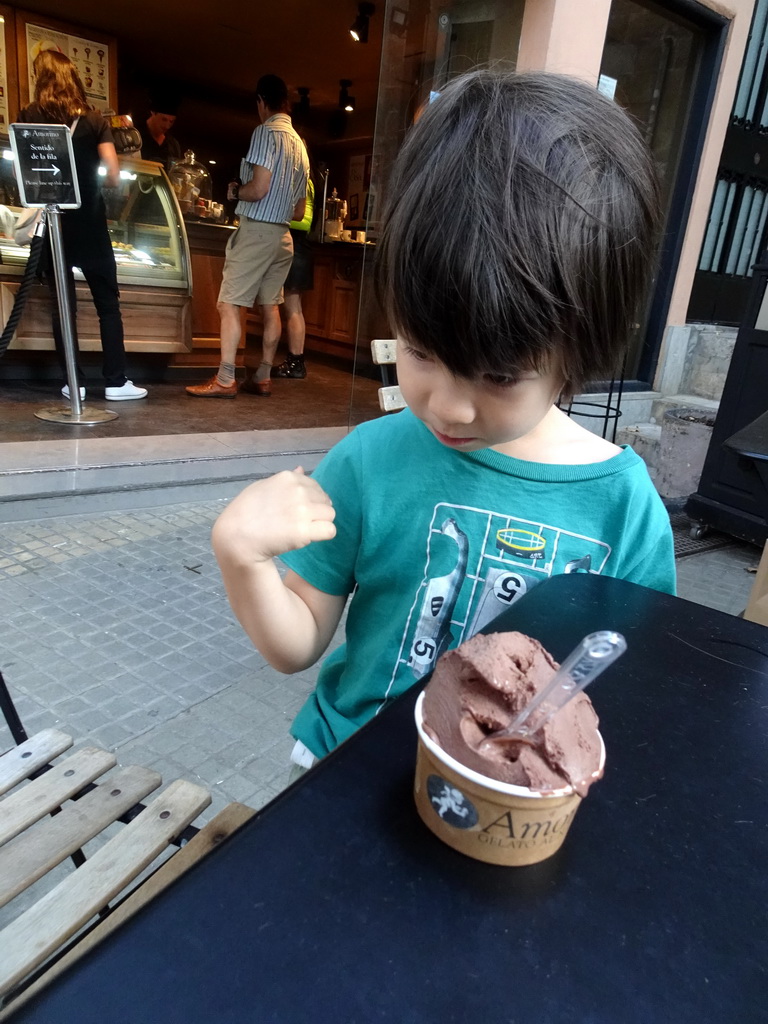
[104,157,191,289]
[0,145,193,353]
[0,149,191,293]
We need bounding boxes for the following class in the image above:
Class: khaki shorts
[218,219,293,308]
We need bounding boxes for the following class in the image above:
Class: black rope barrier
[0,224,47,359]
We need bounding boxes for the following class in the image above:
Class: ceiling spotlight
[339,79,355,112]
[350,2,375,43]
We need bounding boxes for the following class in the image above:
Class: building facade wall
[518,0,755,395]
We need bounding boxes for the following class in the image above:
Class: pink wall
[517,0,612,83]
[516,0,756,387]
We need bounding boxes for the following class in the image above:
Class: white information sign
[9,122,81,209]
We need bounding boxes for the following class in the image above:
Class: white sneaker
[104,380,148,401]
[61,385,86,400]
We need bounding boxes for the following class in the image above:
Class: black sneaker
[275,356,306,379]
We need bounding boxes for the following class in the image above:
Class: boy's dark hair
[376,71,660,396]
[256,75,290,114]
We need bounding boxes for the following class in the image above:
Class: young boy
[212,70,676,768]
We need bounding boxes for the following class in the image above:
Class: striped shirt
[236,114,308,225]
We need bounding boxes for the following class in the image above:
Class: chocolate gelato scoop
[421,631,602,795]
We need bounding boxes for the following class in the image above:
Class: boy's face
[395,338,563,456]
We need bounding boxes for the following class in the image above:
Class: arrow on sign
[37,166,61,175]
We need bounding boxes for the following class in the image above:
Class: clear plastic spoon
[480,630,627,749]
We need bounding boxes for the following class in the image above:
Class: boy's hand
[213,468,336,566]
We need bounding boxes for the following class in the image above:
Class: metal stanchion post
[10,119,118,425]
[49,205,81,416]
[34,205,118,425]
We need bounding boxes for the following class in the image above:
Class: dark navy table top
[9,575,768,1024]
[725,408,768,462]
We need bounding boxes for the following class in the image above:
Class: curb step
[0,427,346,521]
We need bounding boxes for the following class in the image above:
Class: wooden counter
[1,279,191,355]
[185,220,236,345]
[183,227,386,368]
[0,225,384,374]
[245,240,384,359]
[1,218,228,361]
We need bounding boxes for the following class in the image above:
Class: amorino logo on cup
[426,774,478,829]
[478,806,579,850]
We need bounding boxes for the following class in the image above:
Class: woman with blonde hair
[18,50,146,400]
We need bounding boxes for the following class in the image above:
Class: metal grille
[669,512,733,557]
[698,176,768,276]
[696,0,768,285]
[733,0,768,129]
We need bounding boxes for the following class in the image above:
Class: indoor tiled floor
[0,357,381,443]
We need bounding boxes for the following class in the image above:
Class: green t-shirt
[289,177,314,232]
[282,409,676,758]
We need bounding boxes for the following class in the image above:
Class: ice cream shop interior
[0,0,767,549]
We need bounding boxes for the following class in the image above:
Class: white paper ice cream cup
[413,691,605,866]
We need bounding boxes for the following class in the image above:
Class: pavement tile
[132,727,189,758]
[216,772,261,803]
[190,757,232,786]
[90,721,137,750]
[243,786,281,812]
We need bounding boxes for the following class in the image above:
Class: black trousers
[46,257,127,388]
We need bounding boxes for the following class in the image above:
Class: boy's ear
[555,374,576,404]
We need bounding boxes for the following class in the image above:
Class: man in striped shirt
[187,75,309,398]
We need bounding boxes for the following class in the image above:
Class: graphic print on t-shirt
[384,502,612,697]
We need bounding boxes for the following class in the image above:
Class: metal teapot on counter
[323,188,348,241]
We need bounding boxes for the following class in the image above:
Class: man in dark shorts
[275,177,315,380]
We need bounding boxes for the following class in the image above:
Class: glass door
[599,0,726,384]
[348,0,525,427]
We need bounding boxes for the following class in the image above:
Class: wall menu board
[13,8,117,116]
[25,22,111,110]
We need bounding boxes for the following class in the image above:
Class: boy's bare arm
[211,470,346,673]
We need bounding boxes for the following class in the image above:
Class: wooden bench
[0,727,255,1013]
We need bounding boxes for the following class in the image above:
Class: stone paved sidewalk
[0,500,335,824]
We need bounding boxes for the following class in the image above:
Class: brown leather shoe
[185,376,237,398]
[239,378,272,397]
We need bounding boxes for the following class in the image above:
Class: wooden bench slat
[0,747,116,847]
[0,803,255,1019]
[0,764,162,909]
[0,730,73,796]
[0,779,211,997]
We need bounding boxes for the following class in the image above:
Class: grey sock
[216,362,236,387]
[255,361,272,383]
